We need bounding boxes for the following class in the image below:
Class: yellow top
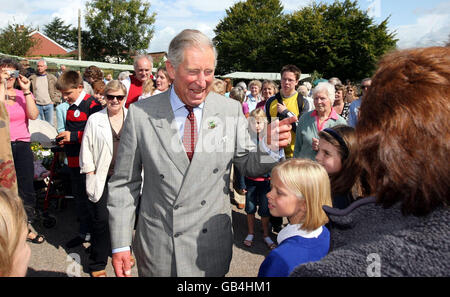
[268,92,300,158]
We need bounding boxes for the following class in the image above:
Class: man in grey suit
[107,29,296,277]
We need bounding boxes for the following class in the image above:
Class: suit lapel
[148,94,190,175]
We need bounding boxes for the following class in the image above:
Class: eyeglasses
[362,85,370,89]
[106,95,126,101]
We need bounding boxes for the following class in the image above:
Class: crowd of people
[0,29,448,277]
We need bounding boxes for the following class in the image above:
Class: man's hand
[56,131,71,146]
[266,116,298,152]
[276,103,287,114]
[112,250,132,277]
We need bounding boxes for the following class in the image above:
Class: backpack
[265,92,309,133]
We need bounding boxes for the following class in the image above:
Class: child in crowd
[243,108,275,250]
[55,70,103,248]
[139,79,155,100]
[0,188,31,277]
[258,158,332,277]
[315,125,369,209]
[229,86,248,204]
[92,80,107,107]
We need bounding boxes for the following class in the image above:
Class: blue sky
[0,0,448,52]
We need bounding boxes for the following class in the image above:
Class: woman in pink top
[1,59,44,244]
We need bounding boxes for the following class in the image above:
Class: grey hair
[229,86,246,104]
[236,81,247,90]
[133,54,153,70]
[118,71,131,81]
[37,59,47,66]
[328,77,342,86]
[168,29,217,69]
[312,82,336,106]
[303,81,312,91]
[361,77,372,85]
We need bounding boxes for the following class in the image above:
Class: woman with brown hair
[292,46,450,277]
[333,85,350,121]
[153,66,172,95]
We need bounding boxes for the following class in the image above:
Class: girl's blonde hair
[272,159,332,231]
[0,188,28,276]
[249,108,267,122]
[142,79,155,95]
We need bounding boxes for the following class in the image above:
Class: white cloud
[281,0,310,12]
[395,3,450,48]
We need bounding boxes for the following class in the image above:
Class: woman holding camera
[1,58,44,244]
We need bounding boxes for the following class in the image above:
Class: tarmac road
[26,192,281,277]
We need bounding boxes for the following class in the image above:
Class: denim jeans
[37,103,54,126]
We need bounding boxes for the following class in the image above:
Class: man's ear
[165,60,176,81]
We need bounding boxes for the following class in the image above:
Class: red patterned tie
[183,105,197,161]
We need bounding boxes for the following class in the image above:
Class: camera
[51,136,64,145]
[8,70,20,78]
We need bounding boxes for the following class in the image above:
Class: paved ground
[26,191,282,277]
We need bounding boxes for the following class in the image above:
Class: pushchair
[29,119,71,228]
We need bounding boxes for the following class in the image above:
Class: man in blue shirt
[348,78,371,127]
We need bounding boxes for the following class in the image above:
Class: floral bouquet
[31,142,53,170]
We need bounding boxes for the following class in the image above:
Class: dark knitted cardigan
[290,197,450,277]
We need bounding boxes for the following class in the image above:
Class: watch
[23,92,31,96]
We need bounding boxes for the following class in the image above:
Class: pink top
[5,90,32,142]
[311,108,339,132]
[242,102,249,116]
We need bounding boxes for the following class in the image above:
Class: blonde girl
[0,188,31,277]
[258,159,332,277]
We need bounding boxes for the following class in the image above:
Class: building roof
[147,51,168,62]
[219,72,311,82]
[0,52,137,72]
[27,31,69,57]
[37,56,136,72]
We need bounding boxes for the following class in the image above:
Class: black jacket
[290,197,450,277]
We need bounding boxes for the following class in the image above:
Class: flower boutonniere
[208,120,217,129]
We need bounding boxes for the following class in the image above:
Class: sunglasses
[106,94,126,101]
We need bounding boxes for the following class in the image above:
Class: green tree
[85,0,156,63]
[281,0,397,81]
[214,0,285,74]
[43,17,74,49]
[0,23,39,56]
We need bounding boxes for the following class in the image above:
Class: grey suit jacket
[107,90,277,276]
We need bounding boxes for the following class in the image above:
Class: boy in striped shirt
[56,70,102,248]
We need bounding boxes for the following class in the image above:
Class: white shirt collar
[71,90,87,107]
[277,224,323,244]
